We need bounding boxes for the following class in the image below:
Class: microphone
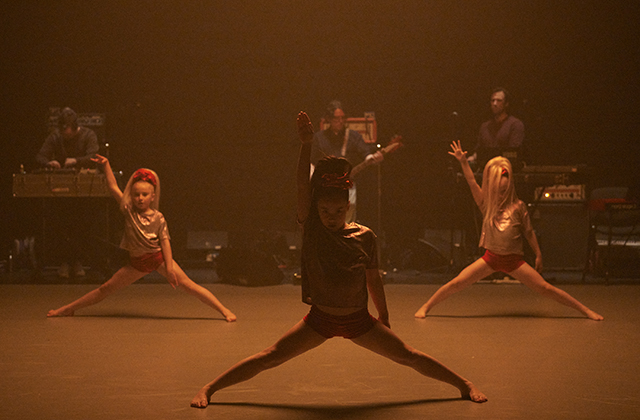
[450,111,461,140]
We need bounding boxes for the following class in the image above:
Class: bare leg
[510,263,603,320]
[351,322,487,403]
[191,320,326,408]
[47,266,146,317]
[157,261,237,322]
[415,258,494,318]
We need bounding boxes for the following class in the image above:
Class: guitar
[350,135,403,178]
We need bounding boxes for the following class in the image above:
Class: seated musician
[468,87,525,171]
[36,107,99,278]
[37,107,99,169]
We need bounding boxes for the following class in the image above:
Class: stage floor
[1,282,638,420]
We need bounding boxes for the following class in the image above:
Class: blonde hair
[120,168,161,212]
[481,157,517,224]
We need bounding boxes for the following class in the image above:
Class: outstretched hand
[448,140,468,163]
[297,111,314,144]
[166,269,178,289]
[91,154,109,166]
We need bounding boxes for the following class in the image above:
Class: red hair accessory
[132,169,157,187]
[501,168,508,176]
[320,172,353,189]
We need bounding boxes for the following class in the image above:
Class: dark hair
[324,100,343,120]
[491,87,511,105]
[58,107,78,130]
[311,156,351,203]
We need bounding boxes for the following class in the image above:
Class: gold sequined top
[479,200,532,255]
[119,206,170,257]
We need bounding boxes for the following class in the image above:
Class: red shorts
[304,305,377,339]
[130,251,164,273]
[481,250,525,273]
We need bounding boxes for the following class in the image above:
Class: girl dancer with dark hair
[415,141,602,320]
[47,154,236,322]
[190,112,486,408]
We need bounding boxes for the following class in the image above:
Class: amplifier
[47,109,105,128]
[13,172,110,197]
[77,113,106,127]
[535,184,585,202]
[522,164,586,173]
[319,115,377,143]
[529,203,588,270]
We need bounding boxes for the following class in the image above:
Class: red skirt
[129,251,164,273]
[481,250,525,273]
[304,305,377,339]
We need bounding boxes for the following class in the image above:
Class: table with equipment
[12,170,114,272]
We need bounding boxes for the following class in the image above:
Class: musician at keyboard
[34,107,98,278]
[36,107,99,170]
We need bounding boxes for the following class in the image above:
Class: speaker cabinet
[216,248,284,286]
[529,203,588,270]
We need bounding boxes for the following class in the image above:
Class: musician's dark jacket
[311,128,374,166]
[475,115,525,168]
[36,126,99,168]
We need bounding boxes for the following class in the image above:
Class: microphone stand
[376,143,383,271]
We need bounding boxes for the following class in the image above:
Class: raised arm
[296,111,314,224]
[91,154,123,204]
[449,140,483,209]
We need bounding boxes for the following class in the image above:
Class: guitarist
[311,100,383,223]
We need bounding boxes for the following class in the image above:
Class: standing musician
[311,100,383,223]
[468,87,525,171]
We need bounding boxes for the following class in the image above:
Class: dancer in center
[414,141,603,320]
[190,112,487,408]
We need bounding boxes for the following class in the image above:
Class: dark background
[2,1,639,261]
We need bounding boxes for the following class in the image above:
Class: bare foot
[461,382,488,403]
[586,310,603,321]
[190,388,211,408]
[47,307,75,317]
[414,306,429,318]
[224,311,237,322]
